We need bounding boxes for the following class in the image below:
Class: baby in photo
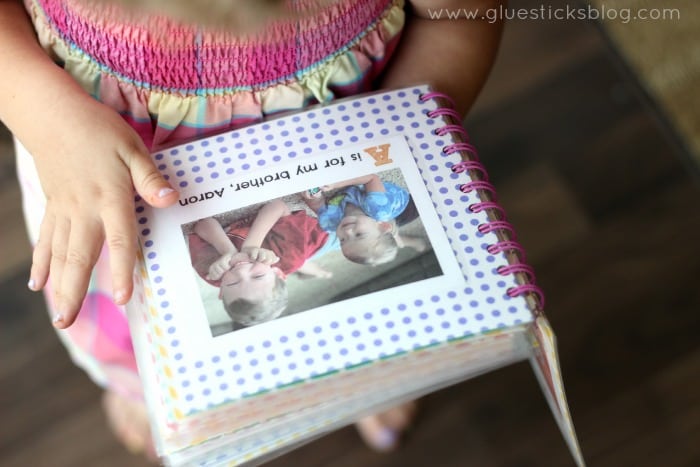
[304,173,427,265]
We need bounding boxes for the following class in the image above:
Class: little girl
[0,0,505,457]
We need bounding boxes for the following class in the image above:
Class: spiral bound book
[126,85,584,466]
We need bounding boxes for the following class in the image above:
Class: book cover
[126,85,583,466]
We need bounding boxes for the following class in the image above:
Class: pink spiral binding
[452,161,489,180]
[498,263,536,282]
[435,124,469,138]
[487,240,526,259]
[427,108,462,120]
[444,142,478,158]
[469,201,505,218]
[459,180,497,195]
[420,91,545,310]
[477,220,516,237]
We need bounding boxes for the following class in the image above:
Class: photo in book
[181,166,442,337]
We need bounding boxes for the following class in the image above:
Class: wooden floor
[2,4,699,467]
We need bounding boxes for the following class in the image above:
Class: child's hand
[25,97,179,328]
[206,248,279,281]
[300,189,325,214]
[206,251,238,281]
[300,188,323,200]
[240,247,279,265]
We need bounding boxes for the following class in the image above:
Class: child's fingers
[48,217,70,326]
[55,218,103,328]
[263,250,279,264]
[246,248,261,262]
[206,270,220,281]
[254,249,279,265]
[250,248,273,264]
[225,253,237,266]
[207,264,224,281]
[29,214,55,291]
[207,256,230,281]
[102,202,138,305]
[122,143,178,208]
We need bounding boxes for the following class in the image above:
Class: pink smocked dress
[16,0,405,399]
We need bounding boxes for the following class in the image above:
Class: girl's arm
[193,217,280,281]
[241,199,291,250]
[382,0,506,114]
[0,0,178,327]
[193,218,238,255]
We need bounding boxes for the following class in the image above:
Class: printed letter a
[363,144,392,166]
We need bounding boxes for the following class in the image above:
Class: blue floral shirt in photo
[318,181,410,232]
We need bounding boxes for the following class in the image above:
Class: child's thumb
[125,144,179,208]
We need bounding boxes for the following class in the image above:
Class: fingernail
[113,289,127,303]
[52,313,64,325]
[27,278,36,290]
[157,187,175,198]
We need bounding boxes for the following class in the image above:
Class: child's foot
[355,401,418,452]
[102,390,158,462]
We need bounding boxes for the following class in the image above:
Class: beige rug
[589,0,700,165]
